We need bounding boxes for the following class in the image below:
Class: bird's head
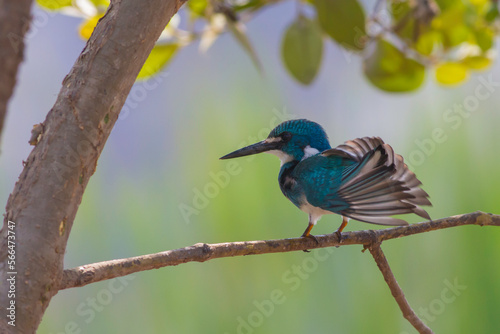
[220,119,331,164]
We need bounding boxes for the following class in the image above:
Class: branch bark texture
[60,211,499,289]
[57,211,498,334]
[58,211,498,334]
[0,0,186,332]
[0,0,33,143]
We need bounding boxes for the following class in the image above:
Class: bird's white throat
[267,150,293,166]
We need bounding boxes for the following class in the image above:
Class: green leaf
[391,1,416,41]
[187,0,208,17]
[415,30,440,55]
[363,40,425,92]
[474,28,494,52]
[461,56,492,70]
[431,4,472,49]
[90,0,110,7]
[36,0,72,10]
[441,24,471,49]
[434,0,462,11]
[137,44,179,80]
[281,15,323,85]
[435,62,468,85]
[485,4,499,22]
[468,0,489,7]
[314,0,366,51]
[432,1,467,29]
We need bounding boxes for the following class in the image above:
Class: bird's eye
[281,132,292,142]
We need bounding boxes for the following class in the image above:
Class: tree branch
[60,211,500,290]
[0,0,33,144]
[0,0,186,331]
[368,242,433,334]
[60,211,499,333]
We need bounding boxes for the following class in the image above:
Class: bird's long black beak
[220,139,281,160]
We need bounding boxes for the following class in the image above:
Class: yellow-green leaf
[78,14,103,40]
[431,4,465,31]
[281,15,323,85]
[36,0,72,10]
[391,1,416,41]
[441,24,471,49]
[415,31,441,55]
[468,0,488,7]
[314,0,366,51]
[461,56,492,70]
[363,40,425,92]
[187,0,208,17]
[137,44,179,80]
[90,0,110,7]
[485,4,499,22]
[435,62,468,85]
[474,28,494,52]
[434,0,461,11]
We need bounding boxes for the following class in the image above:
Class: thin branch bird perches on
[60,211,500,334]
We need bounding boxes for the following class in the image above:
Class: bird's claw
[301,233,319,252]
[335,230,343,242]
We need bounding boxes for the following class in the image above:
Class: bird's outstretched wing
[296,137,431,226]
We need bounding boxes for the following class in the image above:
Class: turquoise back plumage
[287,154,356,212]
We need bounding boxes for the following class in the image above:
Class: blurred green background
[1,3,500,334]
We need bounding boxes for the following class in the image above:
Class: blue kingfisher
[220,119,431,241]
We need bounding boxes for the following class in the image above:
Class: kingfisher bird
[220,119,431,241]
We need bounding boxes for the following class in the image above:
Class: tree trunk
[0,0,33,143]
[0,0,186,332]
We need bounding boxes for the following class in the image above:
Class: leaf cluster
[36,0,499,91]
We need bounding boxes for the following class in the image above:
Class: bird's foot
[301,233,319,253]
[334,216,349,244]
[302,233,319,243]
[335,230,343,242]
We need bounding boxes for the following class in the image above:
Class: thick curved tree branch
[0,0,33,144]
[0,0,186,332]
[61,211,499,289]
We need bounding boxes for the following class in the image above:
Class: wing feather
[292,137,431,227]
[326,137,431,226]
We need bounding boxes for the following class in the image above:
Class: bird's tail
[332,137,431,226]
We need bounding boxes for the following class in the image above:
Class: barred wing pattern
[322,137,431,226]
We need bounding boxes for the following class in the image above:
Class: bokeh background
[1,2,500,334]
